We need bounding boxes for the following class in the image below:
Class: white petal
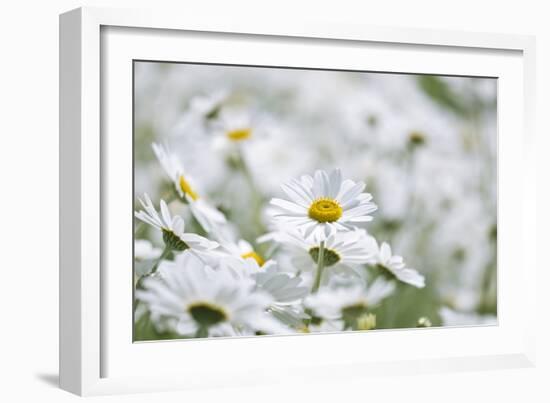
[271,198,307,214]
[328,168,342,198]
[281,182,310,207]
[380,242,392,263]
[337,181,366,205]
[159,199,173,228]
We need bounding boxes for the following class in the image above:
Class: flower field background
[133,62,497,340]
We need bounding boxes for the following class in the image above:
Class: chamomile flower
[262,227,373,277]
[305,277,395,323]
[212,109,259,147]
[223,239,266,267]
[171,90,229,137]
[270,168,377,238]
[187,89,228,121]
[369,240,425,288]
[222,257,308,307]
[134,193,218,253]
[254,264,309,306]
[220,255,309,328]
[138,251,287,337]
[151,142,226,232]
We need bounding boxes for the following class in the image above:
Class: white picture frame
[59,6,537,396]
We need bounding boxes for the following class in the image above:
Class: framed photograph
[60,7,536,396]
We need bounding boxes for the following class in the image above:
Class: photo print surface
[133,61,497,341]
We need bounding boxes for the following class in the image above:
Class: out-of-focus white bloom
[222,239,266,267]
[139,251,287,337]
[134,193,219,253]
[305,277,395,321]
[172,89,228,136]
[244,124,318,194]
[439,307,496,327]
[211,108,269,150]
[187,90,228,121]
[270,168,377,239]
[134,239,162,261]
[152,143,226,232]
[369,240,425,288]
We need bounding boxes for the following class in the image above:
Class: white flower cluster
[135,117,425,338]
[133,65,498,338]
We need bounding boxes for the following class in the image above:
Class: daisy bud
[357,313,376,331]
[417,317,432,327]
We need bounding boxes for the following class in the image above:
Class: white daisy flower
[134,193,218,254]
[187,89,228,121]
[270,305,310,329]
[270,168,377,239]
[152,142,226,232]
[254,263,309,306]
[261,227,374,278]
[369,240,425,288]
[195,236,268,270]
[138,251,287,337]
[222,257,308,307]
[212,109,261,147]
[221,255,309,329]
[222,239,266,267]
[171,90,229,137]
[305,277,395,323]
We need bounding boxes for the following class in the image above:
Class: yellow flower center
[226,128,252,142]
[308,198,343,223]
[241,251,265,266]
[179,175,199,201]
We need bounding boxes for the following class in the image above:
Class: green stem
[134,245,172,314]
[150,245,172,274]
[312,241,325,293]
[477,262,496,314]
[236,149,265,234]
[195,326,208,338]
